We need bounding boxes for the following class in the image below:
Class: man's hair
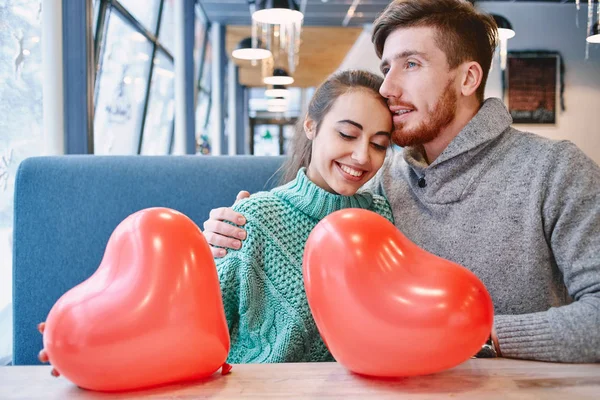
[372,0,498,102]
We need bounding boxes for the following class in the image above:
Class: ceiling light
[231,37,272,60]
[267,97,288,107]
[492,14,515,40]
[251,0,303,74]
[491,14,515,71]
[252,0,303,24]
[264,68,294,85]
[267,105,287,113]
[265,85,290,97]
[587,22,600,44]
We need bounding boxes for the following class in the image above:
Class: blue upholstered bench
[12,155,284,365]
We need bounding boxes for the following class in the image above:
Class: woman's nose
[351,143,370,165]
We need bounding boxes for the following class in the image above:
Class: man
[216,0,600,362]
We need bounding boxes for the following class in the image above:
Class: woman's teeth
[340,164,364,177]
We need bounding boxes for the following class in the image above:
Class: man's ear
[304,119,316,140]
[460,61,483,97]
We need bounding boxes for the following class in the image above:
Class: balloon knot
[221,363,232,375]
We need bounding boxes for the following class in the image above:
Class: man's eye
[382,67,390,75]
[406,61,417,69]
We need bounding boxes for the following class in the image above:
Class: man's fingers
[204,231,242,250]
[202,199,250,258]
[38,337,60,377]
[203,220,246,240]
[235,191,251,202]
[211,247,227,258]
[208,207,246,226]
[38,350,49,363]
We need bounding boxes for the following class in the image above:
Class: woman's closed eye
[340,131,388,150]
[338,132,356,140]
[371,142,388,151]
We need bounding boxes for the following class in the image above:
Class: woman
[218,69,394,363]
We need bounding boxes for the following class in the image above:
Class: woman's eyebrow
[336,119,362,130]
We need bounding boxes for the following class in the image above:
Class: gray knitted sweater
[368,98,600,363]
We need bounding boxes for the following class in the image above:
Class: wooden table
[1,359,599,399]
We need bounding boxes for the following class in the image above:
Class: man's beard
[391,79,457,148]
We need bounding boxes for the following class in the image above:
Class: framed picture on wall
[506,52,560,124]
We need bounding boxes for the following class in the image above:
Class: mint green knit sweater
[215,168,394,364]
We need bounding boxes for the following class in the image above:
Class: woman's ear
[304,119,315,140]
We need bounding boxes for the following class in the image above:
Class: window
[93,0,211,155]
[248,87,304,156]
[0,0,213,365]
[118,0,161,31]
[159,0,175,55]
[194,5,212,154]
[140,51,175,155]
[0,0,44,365]
[94,9,154,154]
[93,0,174,155]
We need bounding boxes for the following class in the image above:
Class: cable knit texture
[216,168,394,363]
[367,98,600,363]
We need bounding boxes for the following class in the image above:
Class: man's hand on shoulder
[203,191,251,258]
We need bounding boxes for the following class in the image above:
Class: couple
[39,0,599,370]
[204,0,600,364]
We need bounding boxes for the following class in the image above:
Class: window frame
[93,0,212,155]
[93,0,173,154]
[195,3,212,142]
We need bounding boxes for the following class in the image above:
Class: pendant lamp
[491,14,515,70]
[232,37,272,61]
[264,68,294,85]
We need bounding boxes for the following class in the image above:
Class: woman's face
[306,90,392,196]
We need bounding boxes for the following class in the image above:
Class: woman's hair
[279,69,386,184]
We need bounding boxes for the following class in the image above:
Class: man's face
[379,26,460,147]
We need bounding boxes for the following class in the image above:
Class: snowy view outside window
[0,0,43,365]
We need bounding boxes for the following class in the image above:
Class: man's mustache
[388,101,416,109]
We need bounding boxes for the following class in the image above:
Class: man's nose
[380,73,401,100]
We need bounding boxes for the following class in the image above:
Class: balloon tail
[221,363,232,375]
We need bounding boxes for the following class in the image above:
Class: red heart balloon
[43,208,230,392]
[303,209,493,377]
